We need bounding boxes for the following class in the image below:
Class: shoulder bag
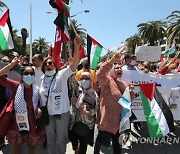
[36,73,57,127]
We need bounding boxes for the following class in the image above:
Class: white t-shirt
[39,66,73,115]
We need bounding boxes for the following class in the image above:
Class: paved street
[1,122,180,154]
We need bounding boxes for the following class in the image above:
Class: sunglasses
[23,72,35,76]
[80,78,90,80]
[44,61,53,66]
[32,59,37,62]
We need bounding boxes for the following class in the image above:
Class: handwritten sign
[135,46,161,62]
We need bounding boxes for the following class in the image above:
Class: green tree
[61,19,86,61]
[166,11,180,44]
[126,34,142,54]
[0,1,7,11]
[32,37,49,56]
[21,28,29,55]
[68,19,86,44]
[137,21,166,46]
[12,28,22,54]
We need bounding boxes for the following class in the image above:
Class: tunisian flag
[49,0,70,69]
[53,27,62,69]
[79,46,85,59]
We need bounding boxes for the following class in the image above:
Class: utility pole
[29,3,32,63]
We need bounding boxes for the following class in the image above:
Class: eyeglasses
[44,61,53,66]
[23,72,35,76]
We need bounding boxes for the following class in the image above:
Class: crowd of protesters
[0,34,180,154]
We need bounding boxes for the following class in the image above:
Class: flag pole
[29,3,32,63]
[69,19,109,53]
[69,18,78,36]
[67,41,72,58]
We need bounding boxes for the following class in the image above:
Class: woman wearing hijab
[0,57,44,154]
[69,72,99,154]
[94,51,135,154]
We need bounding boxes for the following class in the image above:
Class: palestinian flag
[139,83,175,138]
[87,34,103,70]
[0,9,14,51]
[49,0,70,17]
[162,41,177,56]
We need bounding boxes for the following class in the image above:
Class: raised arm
[0,56,22,76]
[158,51,180,74]
[97,50,126,84]
[70,35,82,72]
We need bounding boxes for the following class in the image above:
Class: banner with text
[121,69,180,121]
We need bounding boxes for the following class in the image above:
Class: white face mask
[80,79,91,89]
[45,69,56,76]
[130,60,136,66]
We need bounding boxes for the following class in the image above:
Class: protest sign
[135,46,161,62]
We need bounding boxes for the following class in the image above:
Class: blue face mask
[23,74,35,85]
[130,60,136,66]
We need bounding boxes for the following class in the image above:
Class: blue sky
[2,0,180,55]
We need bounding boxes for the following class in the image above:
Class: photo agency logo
[136,136,180,144]
[119,133,131,145]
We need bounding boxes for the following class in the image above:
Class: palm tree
[33,37,49,56]
[69,19,86,44]
[166,11,180,44]
[137,21,166,46]
[0,1,7,11]
[167,11,180,23]
[12,28,22,54]
[61,19,86,61]
[125,34,142,54]
[21,28,29,55]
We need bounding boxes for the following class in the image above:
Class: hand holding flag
[74,34,82,49]
[70,35,82,71]
[10,55,22,67]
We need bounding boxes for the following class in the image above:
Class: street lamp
[45,9,90,17]
[70,10,90,18]
[45,11,57,15]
